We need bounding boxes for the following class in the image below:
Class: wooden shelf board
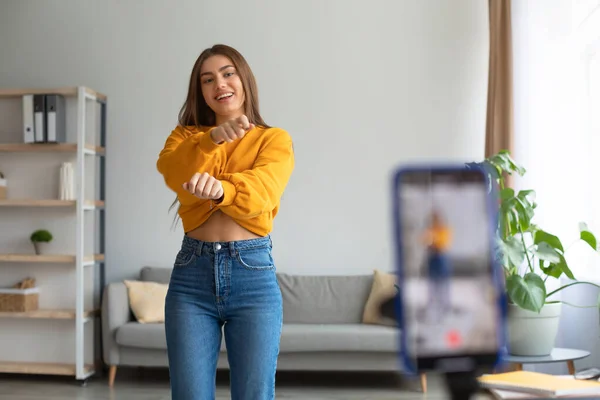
[0,361,94,376]
[0,199,104,208]
[0,309,98,320]
[0,254,105,263]
[0,143,104,155]
[0,86,106,102]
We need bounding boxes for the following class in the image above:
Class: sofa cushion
[115,322,399,354]
[277,273,373,324]
[116,322,167,349]
[279,323,399,353]
[362,269,398,326]
[140,266,172,284]
[123,280,168,323]
[115,322,230,351]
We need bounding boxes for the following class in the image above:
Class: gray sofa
[102,266,426,390]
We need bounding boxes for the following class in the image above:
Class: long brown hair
[169,44,270,226]
[178,44,270,128]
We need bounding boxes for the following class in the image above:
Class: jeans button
[215,243,222,251]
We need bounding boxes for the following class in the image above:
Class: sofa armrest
[102,282,132,366]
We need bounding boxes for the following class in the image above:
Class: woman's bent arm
[157,126,224,201]
[217,129,294,219]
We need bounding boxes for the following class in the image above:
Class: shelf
[0,84,105,382]
[0,199,104,209]
[0,86,106,102]
[0,143,105,155]
[0,254,104,264]
[0,361,94,376]
[0,309,99,320]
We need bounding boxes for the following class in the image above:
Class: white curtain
[512,0,600,283]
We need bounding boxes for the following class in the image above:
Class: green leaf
[503,236,526,268]
[487,150,527,176]
[499,188,535,236]
[494,236,509,266]
[534,230,564,253]
[516,190,537,218]
[500,188,515,201]
[540,255,575,280]
[513,197,533,231]
[506,272,546,312]
[558,256,576,280]
[580,231,597,250]
[540,264,563,279]
[534,242,561,263]
[509,209,520,236]
[517,189,535,200]
[499,189,516,236]
[579,222,598,250]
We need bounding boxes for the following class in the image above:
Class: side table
[501,348,591,374]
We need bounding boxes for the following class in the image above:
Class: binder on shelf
[33,95,46,142]
[45,94,66,143]
[22,95,34,143]
[22,94,67,143]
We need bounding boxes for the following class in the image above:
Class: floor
[0,368,496,399]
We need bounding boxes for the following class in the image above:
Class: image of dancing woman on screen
[421,209,453,320]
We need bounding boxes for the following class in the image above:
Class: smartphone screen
[393,166,504,372]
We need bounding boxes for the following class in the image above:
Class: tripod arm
[443,370,481,400]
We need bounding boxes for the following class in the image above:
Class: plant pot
[32,242,48,255]
[506,302,561,356]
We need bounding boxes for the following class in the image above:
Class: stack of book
[478,371,600,399]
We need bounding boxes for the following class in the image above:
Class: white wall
[0,0,490,285]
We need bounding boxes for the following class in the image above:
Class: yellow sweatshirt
[156,125,295,236]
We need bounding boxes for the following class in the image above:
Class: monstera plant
[471,150,600,313]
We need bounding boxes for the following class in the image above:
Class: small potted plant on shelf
[467,150,600,356]
[0,171,6,200]
[30,229,53,255]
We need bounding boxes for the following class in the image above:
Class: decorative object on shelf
[59,162,74,200]
[13,277,36,289]
[0,170,6,199]
[30,229,53,255]
[0,277,39,312]
[467,150,600,356]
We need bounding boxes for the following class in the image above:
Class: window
[575,3,600,282]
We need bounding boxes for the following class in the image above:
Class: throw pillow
[362,269,398,326]
[123,280,168,324]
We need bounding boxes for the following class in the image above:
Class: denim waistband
[180,235,272,256]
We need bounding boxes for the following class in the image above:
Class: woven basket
[0,288,39,312]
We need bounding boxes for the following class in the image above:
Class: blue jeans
[164,235,283,400]
[427,249,451,316]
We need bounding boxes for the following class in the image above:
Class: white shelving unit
[0,86,106,383]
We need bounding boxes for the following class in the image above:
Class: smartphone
[574,367,600,381]
[391,164,506,374]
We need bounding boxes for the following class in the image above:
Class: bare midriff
[185,210,261,242]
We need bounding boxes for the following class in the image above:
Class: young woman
[421,209,453,319]
[156,44,295,400]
